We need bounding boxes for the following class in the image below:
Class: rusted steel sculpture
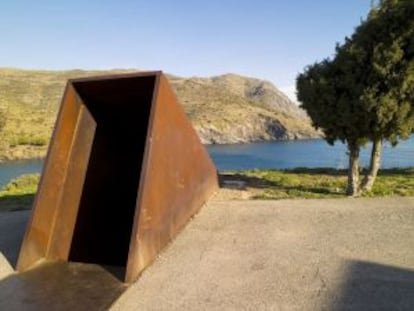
[17,72,219,283]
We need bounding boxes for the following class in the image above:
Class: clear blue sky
[1,0,372,100]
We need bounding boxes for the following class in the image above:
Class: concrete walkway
[1,197,414,310]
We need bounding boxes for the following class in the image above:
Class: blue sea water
[0,159,44,188]
[0,136,413,187]
[207,137,414,171]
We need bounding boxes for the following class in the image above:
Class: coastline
[0,145,47,163]
[0,136,323,163]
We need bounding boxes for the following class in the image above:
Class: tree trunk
[362,138,382,192]
[346,143,361,196]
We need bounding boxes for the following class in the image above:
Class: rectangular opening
[68,75,156,275]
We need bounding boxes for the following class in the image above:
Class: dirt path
[1,197,414,310]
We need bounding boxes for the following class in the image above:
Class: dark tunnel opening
[68,75,156,276]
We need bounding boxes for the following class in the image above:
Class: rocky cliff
[170,73,321,144]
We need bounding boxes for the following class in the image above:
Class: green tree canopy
[297,56,368,195]
[297,0,414,195]
[346,0,414,144]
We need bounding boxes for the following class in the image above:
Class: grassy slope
[0,68,135,160]
[221,168,414,199]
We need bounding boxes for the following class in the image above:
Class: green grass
[1,168,413,212]
[0,174,39,211]
[221,167,414,199]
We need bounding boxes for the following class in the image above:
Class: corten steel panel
[47,105,96,260]
[17,71,219,283]
[125,74,219,282]
[17,85,96,271]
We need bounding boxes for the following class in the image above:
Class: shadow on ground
[0,209,127,311]
[281,167,414,176]
[219,173,270,190]
[219,171,342,196]
[0,262,126,311]
[219,168,414,198]
[0,210,29,267]
[330,260,414,311]
[0,193,34,212]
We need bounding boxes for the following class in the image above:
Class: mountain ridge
[168,72,320,143]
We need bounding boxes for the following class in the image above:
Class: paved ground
[1,197,414,310]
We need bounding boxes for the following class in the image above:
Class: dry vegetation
[170,74,320,143]
[0,68,138,160]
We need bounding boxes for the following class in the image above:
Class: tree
[297,0,414,195]
[345,0,414,191]
[297,57,369,196]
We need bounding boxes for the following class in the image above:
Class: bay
[207,136,414,171]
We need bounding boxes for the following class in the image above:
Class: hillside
[0,68,321,161]
[170,74,320,144]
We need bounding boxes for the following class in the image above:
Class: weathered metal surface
[17,72,219,283]
[125,73,219,282]
[17,85,96,271]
